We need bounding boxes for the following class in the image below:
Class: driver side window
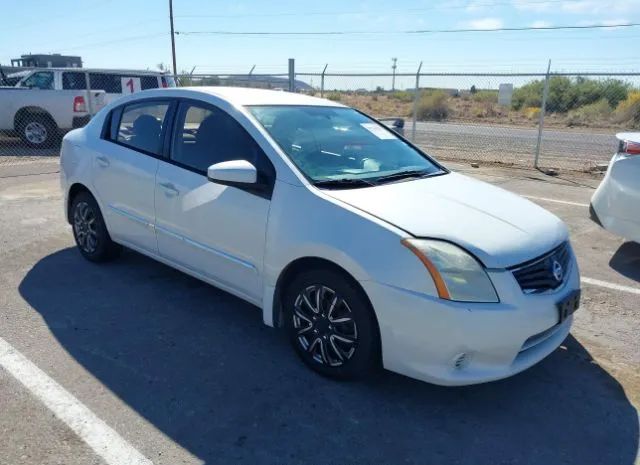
[171,102,265,174]
[22,72,54,90]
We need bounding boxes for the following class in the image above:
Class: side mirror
[207,160,257,185]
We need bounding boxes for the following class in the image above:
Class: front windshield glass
[248,106,444,185]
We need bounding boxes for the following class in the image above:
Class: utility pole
[169,0,178,83]
[391,57,397,91]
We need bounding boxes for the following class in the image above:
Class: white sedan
[60,87,580,386]
[591,133,640,243]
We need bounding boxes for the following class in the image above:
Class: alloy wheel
[24,122,47,145]
[292,285,358,367]
[73,201,98,254]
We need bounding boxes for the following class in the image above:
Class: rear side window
[116,102,170,155]
[140,76,159,90]
[62,72,87,90]
[89,73,122,93]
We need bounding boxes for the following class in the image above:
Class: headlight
[402,239,499,303]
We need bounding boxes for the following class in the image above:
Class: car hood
[323,172,568,268]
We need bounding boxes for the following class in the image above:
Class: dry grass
[321,90,640,130]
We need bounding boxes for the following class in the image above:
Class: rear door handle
[96,156,110,167]
[158,182,179,197]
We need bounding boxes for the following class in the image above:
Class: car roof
[178,86,346,108]
[12,68,169,75]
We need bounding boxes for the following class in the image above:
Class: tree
[470,85,477,94]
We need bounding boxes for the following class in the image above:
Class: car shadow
[19,247,639,465]
[609,241,640,283]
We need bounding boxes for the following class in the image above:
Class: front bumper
[361,258,580,386]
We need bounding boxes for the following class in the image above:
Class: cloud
[512,0,552,12]
[531,20,552,28]
[513,0,640,14]
[465,0,489,12]
[466,17,504,29]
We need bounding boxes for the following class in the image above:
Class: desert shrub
[471,90,498,103]
[566,99,612,126]
[613,91,640,128]
[512,80,544,110]
[594,79,629,108]
[326,92,342,102]
[522,106,539,120]
[390,90,414,102]
[513,77,630,113]
[416,91,449,121]
[371,95,378,101]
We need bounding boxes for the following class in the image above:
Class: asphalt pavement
[0,159,638,465]
[412,121,617,170]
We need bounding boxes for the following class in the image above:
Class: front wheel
[284,269,380,380]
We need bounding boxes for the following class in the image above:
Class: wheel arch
[14,106,57,131]
[271,256,379,333]
[66,183,94,224]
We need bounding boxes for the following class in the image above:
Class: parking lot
[0,158,638,465]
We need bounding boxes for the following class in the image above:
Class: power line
[175,22,640,36]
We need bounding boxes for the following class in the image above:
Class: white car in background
[60,87,580,386]
[591,133,640,243]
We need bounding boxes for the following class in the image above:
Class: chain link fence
[294,70,640,172]
[2,64,639,173]
[0,68,172,167]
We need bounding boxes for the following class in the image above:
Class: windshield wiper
[373,169,434,184]
[313,178,376,189]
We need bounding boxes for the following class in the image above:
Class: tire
[18,114,57,148]
[70,191,121,262]
[284,268,380,380]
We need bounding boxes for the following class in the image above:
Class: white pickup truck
[0,86,105,148]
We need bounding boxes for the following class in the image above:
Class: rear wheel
[284,269,380,380]
[71,191,121,262]
[18,114,57,148]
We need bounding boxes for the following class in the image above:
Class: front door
[154,101,275,301]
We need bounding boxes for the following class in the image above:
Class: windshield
[248,106,444,186]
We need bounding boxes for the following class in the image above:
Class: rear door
[154,100,275,301]
[92,99,175,254]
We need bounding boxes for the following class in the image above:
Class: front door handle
[96,156,110,168]
[158,182,179,197]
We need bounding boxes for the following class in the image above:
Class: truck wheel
[18,114,58,148]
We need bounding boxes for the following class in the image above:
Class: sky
[1,0,639,88]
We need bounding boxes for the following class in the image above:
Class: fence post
[320,64,328,98]
[248,64,255,87]
[411,61,423,142]
[534,59,551,169]
[288,58,295,92]
[83,71,94,118]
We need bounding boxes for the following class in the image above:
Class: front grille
[510,242,571,294]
